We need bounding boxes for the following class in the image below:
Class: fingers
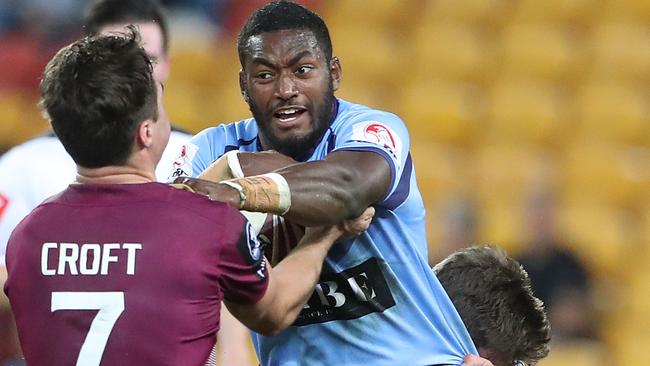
[350,206,375,233]
[461,355,494,366]
[304,206,376,243]
[171,177,234,204]
[173,177,214,193]
[339,206,375,237]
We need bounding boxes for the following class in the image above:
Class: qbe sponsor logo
[294,258,395,326]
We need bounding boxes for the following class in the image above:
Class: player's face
[240,29,341,159]
[99,22,170,82]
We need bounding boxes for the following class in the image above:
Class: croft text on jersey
[41,242,142,276]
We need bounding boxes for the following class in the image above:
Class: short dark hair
[83,0,170,53]
[40,28,157,168]
[434,246,551,366]
[237,0,332,66]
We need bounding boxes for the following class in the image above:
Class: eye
[256,71,273,80]
[296,65,314,75]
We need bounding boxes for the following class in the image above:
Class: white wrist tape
[263,173,291,216]
[222,173,291,215]
[225,150,245,179]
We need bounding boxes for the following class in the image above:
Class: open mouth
[274,107,306,124]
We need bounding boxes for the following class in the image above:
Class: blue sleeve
[331,111,411,202]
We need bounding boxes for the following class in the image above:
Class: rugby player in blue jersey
[171,1,511,365]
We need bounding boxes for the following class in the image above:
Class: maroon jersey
[4,183,268,366]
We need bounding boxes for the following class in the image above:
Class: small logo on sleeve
[0,193,9,220]
[169,143,199,179]
[238,221,267,279]
[245,221,263,262]
[351,122,403,163]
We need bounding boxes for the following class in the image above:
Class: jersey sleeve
[331,111,411,203]
[0,151,43,266]
[218,212,269,304]
[0,190,31,267]
[166,126,228,181]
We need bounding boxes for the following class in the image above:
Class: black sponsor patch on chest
[294,258,395,326]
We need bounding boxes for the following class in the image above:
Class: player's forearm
[237,150,389,225]
[236,153,347,224]
[224,237,331,337]
[281,160,363,225]
[276,151,390,226]
[237,151,298,177]
[184,151,389,225]
[259,231,335,335]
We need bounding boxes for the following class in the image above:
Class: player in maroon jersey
[3,29,372,366]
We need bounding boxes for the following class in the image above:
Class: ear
[239,69,250,103]
[137,119,154,148]
[330,56,342,92]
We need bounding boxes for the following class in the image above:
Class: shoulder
[332,99,410,150]
[0,136,69,167]
[335,99,405,127]
[194,119,257,143]
[0,136,74,193]
[194,119,259,154]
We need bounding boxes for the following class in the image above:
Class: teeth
[278,108,299,115]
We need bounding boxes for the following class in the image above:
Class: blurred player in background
[0,0,190,296]
[0,1,191,362]
[4,29,374,366]
[434,245,551,366]
[172,1,494,365]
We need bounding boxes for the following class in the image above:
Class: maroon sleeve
[218,211,269,304]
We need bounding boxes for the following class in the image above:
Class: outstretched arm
[225,207,375,336]
[189,150,391,226]
[269,150,390,226]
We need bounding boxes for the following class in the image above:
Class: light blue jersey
[170,99,478,365]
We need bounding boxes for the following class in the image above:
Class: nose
[275,73,298,100]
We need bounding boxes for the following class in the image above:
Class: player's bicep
[324,149,392,205]
[333,117,411,200]
[222,256,277,333]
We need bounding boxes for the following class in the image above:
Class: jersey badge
[169,142,198,179]
[0,192,8,220]
[239,221,266,279]
[351,122,403,163]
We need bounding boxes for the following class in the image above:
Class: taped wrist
[223,173,291,215]
[225,150,245,179]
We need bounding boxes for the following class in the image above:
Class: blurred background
[0,0,648,365]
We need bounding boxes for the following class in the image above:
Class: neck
[76,165,155,185]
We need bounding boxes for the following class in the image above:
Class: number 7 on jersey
[51,292,125,366]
